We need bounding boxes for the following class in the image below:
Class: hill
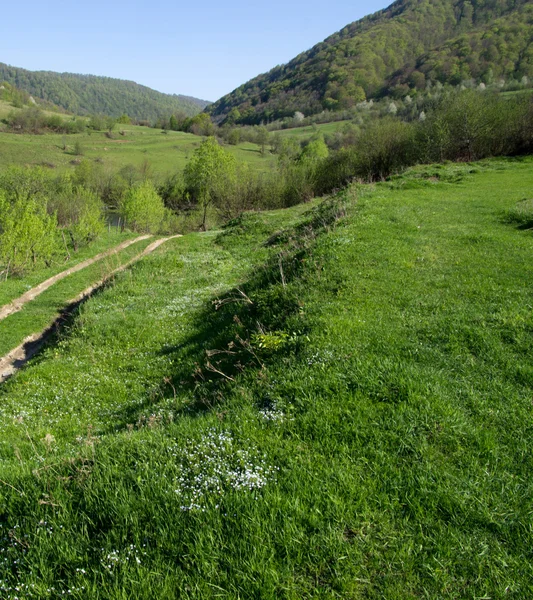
[0,63,210,121]
[208,0,533,124]
[0,158,532,597]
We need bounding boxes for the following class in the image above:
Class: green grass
[0,125,276,175]
[0,235,156,357]
[0,99,66,121]
[0,157,532,598]
[271,120,353,139]
[0,230,139,307]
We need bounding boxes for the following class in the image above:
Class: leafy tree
[119,181,165,233]
[48,185,105,250]
[300,136,329,163]
[255,126,270,155]
[227,128,241,145]
[0,191,59,277]
[169,114,179,131]
[184,137,236,230]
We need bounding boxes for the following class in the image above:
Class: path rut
[0,234,181,384]
[0,235,152,323]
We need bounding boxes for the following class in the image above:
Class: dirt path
[0,234,181,384]
[0,235,152,323]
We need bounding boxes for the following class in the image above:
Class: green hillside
[208,0,533,124]
[387,3,533,92]
[0,63,210,121]
[0,158,532,597]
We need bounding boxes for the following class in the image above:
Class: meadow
[0,157,531,598]
[270,120,353,139]
[0,101,276,176]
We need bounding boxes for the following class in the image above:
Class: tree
[0,191,59,277]
[255,126,270,155]
[300,136,329,163]
[119,180,165,233]
[184,137,236,230]
[169,114,178,131]
[48,185,105,250]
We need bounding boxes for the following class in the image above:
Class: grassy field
[271,120,353,138]
[0,157,531,598]
[0,121,276,175]
[0,99,66,121]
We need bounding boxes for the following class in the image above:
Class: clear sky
[0,0,390,102]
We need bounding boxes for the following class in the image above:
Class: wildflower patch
[171,429,277,512]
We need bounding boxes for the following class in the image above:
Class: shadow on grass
[101,196,348,432]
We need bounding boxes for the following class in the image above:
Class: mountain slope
[208,0,533,124]
[0,63,210,121]
[387,3,533,90]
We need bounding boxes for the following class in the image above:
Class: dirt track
[0,234,181,383]
[0,235,153,323]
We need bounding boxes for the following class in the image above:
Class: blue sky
[1,0,389,101]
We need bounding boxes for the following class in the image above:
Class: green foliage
[182,112,216,135]
[184,137,237,229]
[119,180,166,233]
[0,63,209,120]
[0,190,59,276]
[87,114,116,131]
[48,184,105,249]
[5,107,85,134]
[73,139,84,156]
[208,0,533,124]
[390,4,533,89]
[299,136,329,163]
[0,166,51,202]
[423,89,528,161]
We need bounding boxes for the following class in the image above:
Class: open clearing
[0,158,531,598]
[0,121,276,175]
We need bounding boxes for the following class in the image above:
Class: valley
[1,0,533,597]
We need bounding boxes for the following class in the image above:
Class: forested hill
[0,63,210,121]
[208,0,533,124]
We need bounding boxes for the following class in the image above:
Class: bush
[119,180,165,233]
[0,191,59,277]
[48,184,105,250]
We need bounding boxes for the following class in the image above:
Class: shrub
[0,191,59,277]
[119,180,165,233]
[48,185,105,250]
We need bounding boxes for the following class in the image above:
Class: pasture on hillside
[0,107,276,175]
[0,157,531,598]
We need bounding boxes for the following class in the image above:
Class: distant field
[0,99,69,121]
[0,120,277,175]
[500,88,533,97]
[271,119,353,138]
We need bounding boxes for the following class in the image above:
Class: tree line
[1,88,532,279]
